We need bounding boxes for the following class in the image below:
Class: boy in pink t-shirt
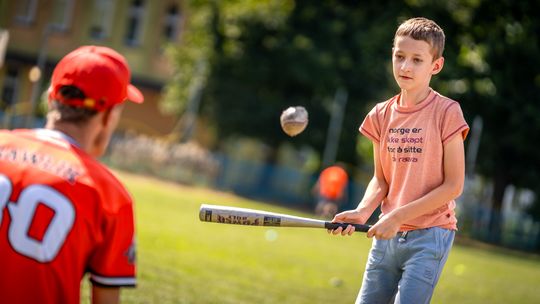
[329,17,469,303]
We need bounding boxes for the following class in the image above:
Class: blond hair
[394,17,445,60]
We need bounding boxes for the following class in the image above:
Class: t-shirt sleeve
[88,201,136,287]
[441,103,469,145]
[359,105,381,143]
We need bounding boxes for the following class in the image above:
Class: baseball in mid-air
[280,106,308,137]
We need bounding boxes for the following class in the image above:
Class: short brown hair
[394,17,445,60]
[48,86,97,124]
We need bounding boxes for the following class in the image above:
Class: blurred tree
[161,0,215,117]
[161,0,294,138]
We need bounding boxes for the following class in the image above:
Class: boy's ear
[100,104,124,127]
[432,56,444,75]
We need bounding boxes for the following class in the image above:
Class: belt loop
[398,231,408,243]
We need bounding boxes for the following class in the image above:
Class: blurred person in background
[313,164,349,219]
[0,45,143,304]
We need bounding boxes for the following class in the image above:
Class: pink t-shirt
[360,89,469,230]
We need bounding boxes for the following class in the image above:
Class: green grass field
[83,172,540,304]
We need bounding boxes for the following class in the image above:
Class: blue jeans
[356,227,455,304]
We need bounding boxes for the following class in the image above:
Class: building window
[1,68,19,110]
[124,0,146,46]
[49,0,75,32]
[163,5,182,42]
[89,0,116,40]
[15,0,38,25]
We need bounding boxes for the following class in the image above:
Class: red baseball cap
[48,45,144,111]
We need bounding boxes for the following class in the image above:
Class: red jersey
[319,166,348,200]
[0,129,136,304]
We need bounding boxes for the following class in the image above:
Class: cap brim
[127,84,144,104]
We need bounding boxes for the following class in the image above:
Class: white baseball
[280,106,308,137]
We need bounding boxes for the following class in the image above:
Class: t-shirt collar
[393,89,436,113]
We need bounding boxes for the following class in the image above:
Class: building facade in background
[0,0,183,135]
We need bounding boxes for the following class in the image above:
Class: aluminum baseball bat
[199,204,371,232]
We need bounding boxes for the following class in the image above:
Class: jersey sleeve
[441,103,469,145]
[359,105,381,143]
[88,201,136,287]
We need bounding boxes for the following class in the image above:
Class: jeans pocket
[366,238,388,269]
[433,227,453,260]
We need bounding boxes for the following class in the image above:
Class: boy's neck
[399,87,431,107]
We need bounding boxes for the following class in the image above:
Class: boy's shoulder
[431,90,463,113]
[432,90,458,104]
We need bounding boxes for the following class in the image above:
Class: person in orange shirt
[329,18,469,303]
[0,46,143,304]
[313,165,349,219]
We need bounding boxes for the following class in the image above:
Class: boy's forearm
[355,176,388,215]
[392,181,462,224]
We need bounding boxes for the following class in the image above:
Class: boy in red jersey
[0,46,143,304]
[329,18,469,303]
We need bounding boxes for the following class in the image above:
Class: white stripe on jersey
[91,274,136,286]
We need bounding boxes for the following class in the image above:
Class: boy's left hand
[367,212,402,239]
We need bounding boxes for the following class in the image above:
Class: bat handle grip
[324,222,371,233]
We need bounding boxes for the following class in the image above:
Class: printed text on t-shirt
[386,127,423,163]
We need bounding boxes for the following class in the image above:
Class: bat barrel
[199,204,326,228]
[200,204,371,233]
